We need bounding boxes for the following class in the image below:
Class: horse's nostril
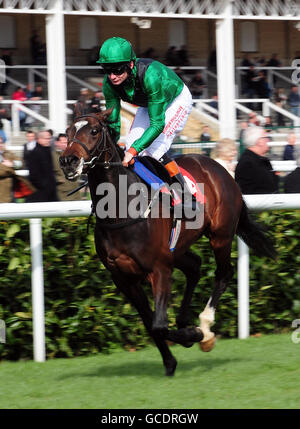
[59,155,79,167]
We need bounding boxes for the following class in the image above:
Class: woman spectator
[210,138,237,178]
[12,86,27,131]
[274,88,287,126]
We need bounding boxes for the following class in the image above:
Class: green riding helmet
[97,37,136,64]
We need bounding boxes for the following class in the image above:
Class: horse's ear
[97,107,114,121]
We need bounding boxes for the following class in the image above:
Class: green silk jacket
[102,59,184,153]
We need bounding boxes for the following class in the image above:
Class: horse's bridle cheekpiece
[69,113,122,171]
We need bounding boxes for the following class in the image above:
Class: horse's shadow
[59,355,243,379]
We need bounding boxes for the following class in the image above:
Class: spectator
[25,130,57,202]
[30,30,41,64]
[189,71,206,99]
[52,133,80,201]
[23,130,37,167]
[287,86,300,117]
[12,86,27,131]
[255,70,272,99]
[266,53,281,68]
[0,96,10,143]
[200,125,212,142]
[210,138,237,178]
[164,46,178,66]
[0,135,6,162]
[274,88,287,126]
[235,126,279,194]
[209,94,218,118]
[0,120,7,144]
[283,149,300,193]
[89,90,104,113]
[248,111,260,127]
[0,138,35,202]
[241,54,253,67]
[25,83,34,99]
[177,45,190,66]
[207,48,216,73]
[283,131,297,161]
[30,30,46,65]
[244,65,258,99]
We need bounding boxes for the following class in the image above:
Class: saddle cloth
[133,156,206,204]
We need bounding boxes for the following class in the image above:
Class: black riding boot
[160,154,199,217]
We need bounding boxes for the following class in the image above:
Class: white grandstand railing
[0,193,299,361]
[1,0,299,19]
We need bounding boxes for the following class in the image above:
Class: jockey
[97,36,197,212]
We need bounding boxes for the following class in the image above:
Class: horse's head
[59,108,114,181]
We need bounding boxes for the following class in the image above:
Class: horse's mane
[105,118,125,160]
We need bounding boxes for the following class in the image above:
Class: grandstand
[1,0,300,167]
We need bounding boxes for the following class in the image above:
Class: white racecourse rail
[0,194,299,362]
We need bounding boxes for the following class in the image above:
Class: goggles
[102,64,129,75]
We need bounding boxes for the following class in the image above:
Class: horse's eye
[91,128,98,136]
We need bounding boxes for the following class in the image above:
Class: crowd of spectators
[0,46,299,203]
[0,85,105,203]
[0,128,87,203]
[209,122,300,195]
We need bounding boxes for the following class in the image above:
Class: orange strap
[164,160,181,177]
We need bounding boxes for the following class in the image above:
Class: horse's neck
[88,158,142,217]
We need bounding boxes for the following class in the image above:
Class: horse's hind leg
[174,251,202,330]
[112,274,177,376]
[198,235,234,352]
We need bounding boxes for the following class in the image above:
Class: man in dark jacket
[24,130,57,202]
[235,126,279,194]
[283,149,300,193]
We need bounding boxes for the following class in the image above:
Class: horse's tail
[236,200,277,260]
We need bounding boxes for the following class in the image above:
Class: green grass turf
[0,334,299,409]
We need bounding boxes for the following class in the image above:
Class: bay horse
[60,109,276,376]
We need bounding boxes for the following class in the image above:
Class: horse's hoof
[165,358,177,376]
[199,335,216,352]
[182,342,194,348]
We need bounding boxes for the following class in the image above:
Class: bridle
[68,113,123,171]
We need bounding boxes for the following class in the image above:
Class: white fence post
[238,237,250,339]
[29,218,46,362]
[11,103,20,137]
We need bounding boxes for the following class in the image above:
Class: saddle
[134,156,172,187]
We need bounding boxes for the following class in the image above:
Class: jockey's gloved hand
[122,148,137,167]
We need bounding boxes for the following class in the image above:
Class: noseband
[68,113,121,170]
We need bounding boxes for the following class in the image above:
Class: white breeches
[125,84,193,160]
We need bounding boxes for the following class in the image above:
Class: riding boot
[160,154,199,217]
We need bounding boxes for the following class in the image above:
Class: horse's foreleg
[149,266,172,335]
[112,274,177,376]
[198,237,234,352]
[174,251,202,330]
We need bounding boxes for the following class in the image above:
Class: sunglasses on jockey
[101,63,130,76]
